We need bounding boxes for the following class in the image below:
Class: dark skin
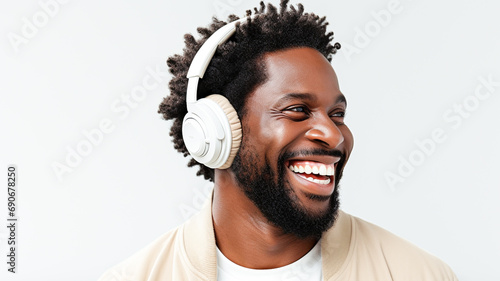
[212,47,354,269]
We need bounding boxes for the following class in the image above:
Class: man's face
[230,47,354,239]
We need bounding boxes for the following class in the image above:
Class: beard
[231,143,344,239]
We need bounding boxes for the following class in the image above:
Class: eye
[289,106,307,112]
[283,105,310,121]
[330,110,346,124]
[331,111,345,118]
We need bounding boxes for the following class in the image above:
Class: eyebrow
[276,92,347,107]
[336,93,347,107]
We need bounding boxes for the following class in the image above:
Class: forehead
[247,47,343,107]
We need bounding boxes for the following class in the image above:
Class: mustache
[280,148,344,161]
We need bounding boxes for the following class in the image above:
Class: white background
[1,0,499,280]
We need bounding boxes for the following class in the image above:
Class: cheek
[257,118,299,154]
[244,117,294,171]
[260,122,287,140]
[239,115,273,162]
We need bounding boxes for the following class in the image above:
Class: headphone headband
[186,17,249,105]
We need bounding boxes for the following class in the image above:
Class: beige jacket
[99,196,458,281]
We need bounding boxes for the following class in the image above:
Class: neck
[212,169,318,269]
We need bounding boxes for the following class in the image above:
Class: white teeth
[305,165,312,174]
[289,162,335,180]
[312,166,319,175]
[315,177,331,185]
[327,166,334,176]
[319,165,326,176]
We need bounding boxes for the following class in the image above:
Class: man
[99,1,458,280]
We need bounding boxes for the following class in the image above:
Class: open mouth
[286,160,335,185]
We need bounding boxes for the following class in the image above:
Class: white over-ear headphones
[182,17,248,169]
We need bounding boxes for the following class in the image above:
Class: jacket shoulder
[347,213,458,280]
[97,226,183,281]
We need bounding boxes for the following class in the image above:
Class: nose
[305,115,344,149]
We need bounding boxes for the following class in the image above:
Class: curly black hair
[158,0,341,181]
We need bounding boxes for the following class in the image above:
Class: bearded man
[99,1,458,280]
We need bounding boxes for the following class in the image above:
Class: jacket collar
[321,210,352,279]
[182,192,217,280]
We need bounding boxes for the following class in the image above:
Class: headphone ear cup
[205,94,241,169]
[182,94,241,169]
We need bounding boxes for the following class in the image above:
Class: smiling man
[99,1,458,280]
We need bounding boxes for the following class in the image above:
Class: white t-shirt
[216,241,322,281]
